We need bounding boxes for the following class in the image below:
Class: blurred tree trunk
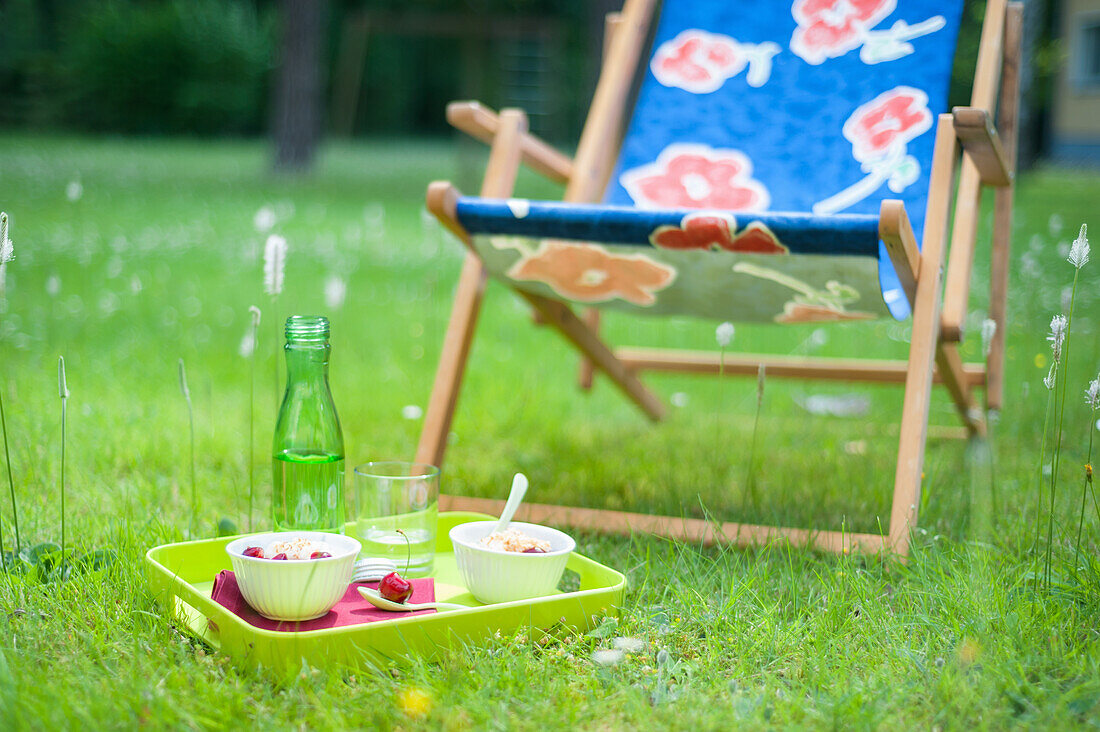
[272,0,328,173]
[1017,0,1048,169]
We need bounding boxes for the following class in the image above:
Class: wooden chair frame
[415,0,1023,558]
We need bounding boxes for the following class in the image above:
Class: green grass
[0,134,1099,728]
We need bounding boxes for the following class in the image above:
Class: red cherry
[271,553,289,561]
[522,547,547,554]
[378,572,413,603]
[242,546,265,559]
[310,551,332,560]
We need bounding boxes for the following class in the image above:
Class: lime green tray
[145,512,625,671]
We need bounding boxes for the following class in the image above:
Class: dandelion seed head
[980,318,996,357]
[238,331,256,358]
[253,206,276,233]
[612,636,646,653]
[263,235,286,296]
[1068,224,1089,269]
[716,321,735,347]
[670,391,688,408]
[324,275,347,309]
[1087,377,1100,410]
[1048,315,1068,362]
[1049,213,1064,237]
[591,649,625,666]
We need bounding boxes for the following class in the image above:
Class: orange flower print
[508,242,676,306]
[775,302,876,323]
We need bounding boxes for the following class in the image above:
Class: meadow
[0,134,1098,728]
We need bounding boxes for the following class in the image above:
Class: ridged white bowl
[225,532,361,621]
[450,521,575,604]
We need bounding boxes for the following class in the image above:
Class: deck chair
[417,0,1023,557]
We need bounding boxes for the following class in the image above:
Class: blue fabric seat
[453,0,963,323]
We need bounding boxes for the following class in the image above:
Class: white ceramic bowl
[225,532,361,621]
[449,521,576,604]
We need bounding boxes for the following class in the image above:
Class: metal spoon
[493,473,529,534]
[352,557,397,583]
[357,586,467,612]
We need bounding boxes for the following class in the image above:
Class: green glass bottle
[272,316,345,532]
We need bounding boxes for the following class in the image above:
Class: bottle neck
[284,341,331,378]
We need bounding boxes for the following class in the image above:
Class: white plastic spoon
[494,473,529,534]
[358,587,467,612]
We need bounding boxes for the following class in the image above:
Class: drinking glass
[351,461,440,577]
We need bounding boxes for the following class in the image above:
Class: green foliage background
[0,0,1045,143]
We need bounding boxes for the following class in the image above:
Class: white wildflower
[1044,364,1057,391]
[1087,377,1100,410]
[238,331,256,358]
[253,206,276,233]
[263,235,286,296]
[66,180,83,202]
[324,275,347,309]
[1068,224,1089,269]
[1048,315,1068,363]
[981,318,997,358]
[0,212,12,264]
[178,359,191,401]
[401,405,423,420]
[241,306,261,357]
[58,356,69,399]
[716,321,735,347]
[591,649,625,667]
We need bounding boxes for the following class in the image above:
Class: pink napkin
[210,570,436,632]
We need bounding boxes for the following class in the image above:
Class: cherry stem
[396,529,410,574]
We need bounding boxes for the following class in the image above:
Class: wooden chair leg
[889,114,958,558]
[578,308,600,390]
[988,2,1022,412]
[935,341,986,436]
[415,109,529,468]
[415,254,489,467]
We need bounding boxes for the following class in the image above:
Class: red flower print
[790,0,896,65]
[621,144,770,212]
[508,241,676,306]
[650,213,788,255]
[842,86,932,163]
[652,30,745,94]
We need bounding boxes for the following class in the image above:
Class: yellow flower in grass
[957,637,981,666]
[398,686,433,719]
